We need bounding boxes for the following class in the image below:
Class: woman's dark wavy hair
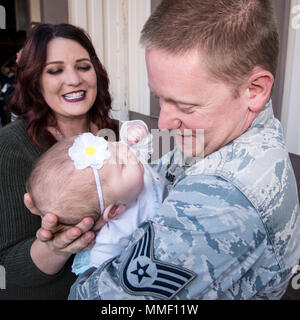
[10,23,117,147]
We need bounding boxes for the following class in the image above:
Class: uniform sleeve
[148,174,272,299]
[69,173,275,300]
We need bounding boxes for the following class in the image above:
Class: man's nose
[158,102,181,130]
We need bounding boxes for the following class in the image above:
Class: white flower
[68,133,111,170]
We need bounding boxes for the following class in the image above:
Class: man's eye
[178,105,194,114]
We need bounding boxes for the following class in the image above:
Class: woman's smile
[62,90,86,102]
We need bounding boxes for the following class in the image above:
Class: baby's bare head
[27,137,100,226]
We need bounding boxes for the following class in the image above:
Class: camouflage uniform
[69,101,300,300]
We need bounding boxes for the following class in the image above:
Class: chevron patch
[120,222,196,299]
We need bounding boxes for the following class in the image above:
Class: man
[39,0,300,299]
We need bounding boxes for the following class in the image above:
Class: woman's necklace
[51,124,91,141]
[53,126,64,140]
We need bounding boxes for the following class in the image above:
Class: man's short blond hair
[141,0,279,93]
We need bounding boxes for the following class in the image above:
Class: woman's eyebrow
[45,58,91,66]
[45,61,64,66]
[76,58,91,63]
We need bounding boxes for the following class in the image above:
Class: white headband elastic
[68,133,111,213]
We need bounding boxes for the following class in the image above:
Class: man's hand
[24,193,97,274]
[24,193,96,254]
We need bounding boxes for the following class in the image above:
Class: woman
[0,24,118,299]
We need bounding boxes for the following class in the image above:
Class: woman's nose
[158,102,181,130]
[65,68,82,86]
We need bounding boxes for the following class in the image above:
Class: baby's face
[100,142,145,207]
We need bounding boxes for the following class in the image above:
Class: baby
[27,121,165,275]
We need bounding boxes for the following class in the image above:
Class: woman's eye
[46,68,62,75]
[78,65,91,71]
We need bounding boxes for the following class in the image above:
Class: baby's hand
[126,124,148,146]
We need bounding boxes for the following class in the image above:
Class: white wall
[68,0,151,122]
[127,0,151,117]
[281,0,300,156]
[0,5,5,29]
[29,0,41,23]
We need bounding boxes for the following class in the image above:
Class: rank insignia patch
[120,222,196,299]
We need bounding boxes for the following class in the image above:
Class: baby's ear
[24,193,41,216]
[102,204,126,222]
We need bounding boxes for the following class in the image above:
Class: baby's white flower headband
[68,133,111,213]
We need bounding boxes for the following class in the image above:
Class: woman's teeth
[63,91,85,100]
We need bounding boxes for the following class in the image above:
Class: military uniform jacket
[69,101,300,300]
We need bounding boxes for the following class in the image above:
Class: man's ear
[102,204,126,222]
[246,69,274,113]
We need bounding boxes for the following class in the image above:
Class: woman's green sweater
[0,120,76,299]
